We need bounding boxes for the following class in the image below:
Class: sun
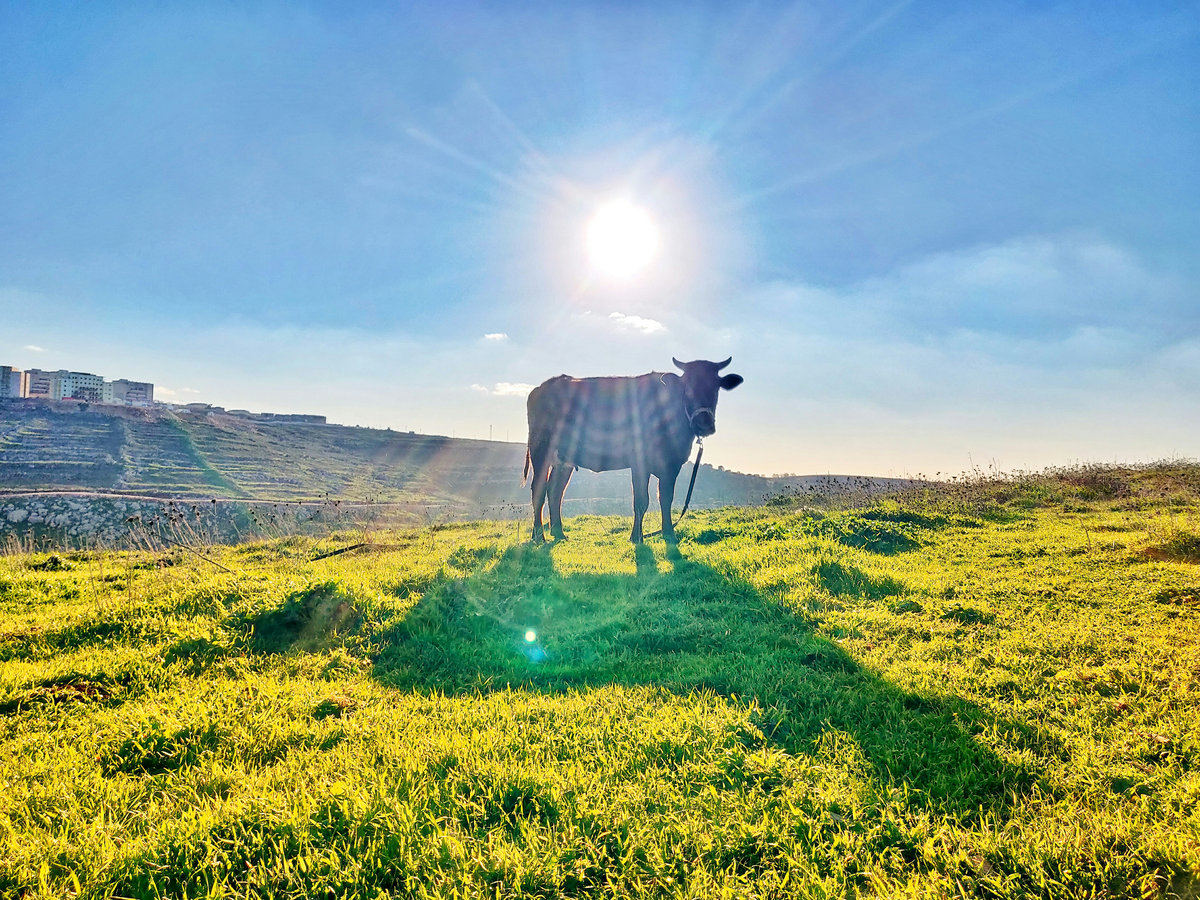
[586,199,660,280]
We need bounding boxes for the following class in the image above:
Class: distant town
[0,364,326,424]
[1,364,153,405]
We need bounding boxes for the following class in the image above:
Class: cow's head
[673,357,743,437]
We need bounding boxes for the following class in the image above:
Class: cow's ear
[720,373,743,391]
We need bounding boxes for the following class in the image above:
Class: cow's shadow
[372,542,1034,819]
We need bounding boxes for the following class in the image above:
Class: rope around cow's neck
[644,437,703,539]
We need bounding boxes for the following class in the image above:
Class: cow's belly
[554,430,688,475]
[556,445,630,473]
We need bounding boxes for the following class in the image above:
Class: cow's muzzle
[689,407,716,437]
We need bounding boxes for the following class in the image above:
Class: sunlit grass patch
[0,470,1198,897]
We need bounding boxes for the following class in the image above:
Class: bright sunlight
[586,199,660,280]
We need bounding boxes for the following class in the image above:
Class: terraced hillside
[0,400,784,514]
[181,411,523,505]
[0,406,125,490]
[116,414,245,498]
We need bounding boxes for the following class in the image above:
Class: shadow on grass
[369,543,1033,820]
[239,581,362,654]
[812,558,906,598]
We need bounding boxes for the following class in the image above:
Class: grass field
[0,465,1197,898]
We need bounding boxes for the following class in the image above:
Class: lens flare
[524,629,537,643]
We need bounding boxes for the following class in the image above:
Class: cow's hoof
[551,531,567,542]
[629,534,643,544]
[531,531,546,545]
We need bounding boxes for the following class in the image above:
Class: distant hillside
[0,398,796,508]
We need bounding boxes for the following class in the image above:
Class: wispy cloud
[493,382,536,397]
[155,386,200,399]
[470,382,536,397]
[743,234,1189,343]
[724,234,1199,419]
[23,344,46,353]
[483,332,508,342]
[609,312,667,335]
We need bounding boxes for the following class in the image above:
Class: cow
[523,357,743,544]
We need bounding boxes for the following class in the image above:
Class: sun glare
[586,200,659,280]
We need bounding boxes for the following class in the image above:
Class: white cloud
[492,382,536,397]
[741,234,1188,345]
[864,235,1184,333]
[609,311,667,335]
[469,382,536,397]
[155,386,201,399]
[23,344,46,353]
[709,234,1200,471]
[483,332,509,342]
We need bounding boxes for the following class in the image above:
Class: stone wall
[0,495,252,549]
[0,494,487,550]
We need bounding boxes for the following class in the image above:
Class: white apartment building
[24,369,104,401]
[61,371,104,402]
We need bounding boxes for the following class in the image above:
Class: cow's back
[527,372,690,474]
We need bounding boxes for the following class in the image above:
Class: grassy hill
[0,464,1197,897]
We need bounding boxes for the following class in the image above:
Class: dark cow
[523,357,743,544]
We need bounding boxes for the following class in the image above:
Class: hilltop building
[105,379,154,405]
[0,366,27,398]
[1,365,153,406]
[2,363,311,421]
[252,411,327,424]
[25,369,105,402]
[179,405,326,425]
[24,369,65,400]
[62,371,104,402]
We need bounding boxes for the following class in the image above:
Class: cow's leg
[658,467,681,544]
[630,466,651,544]
[547,464,574,540]
[529,463,551,544]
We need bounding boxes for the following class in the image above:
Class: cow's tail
[521,447,532,487]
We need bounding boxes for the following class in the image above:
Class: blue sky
[2,2,1197,476]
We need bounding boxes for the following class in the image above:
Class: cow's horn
[672,357,685,370]
[716,356,732,370]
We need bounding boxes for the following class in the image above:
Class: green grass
[0,473,1198,898]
